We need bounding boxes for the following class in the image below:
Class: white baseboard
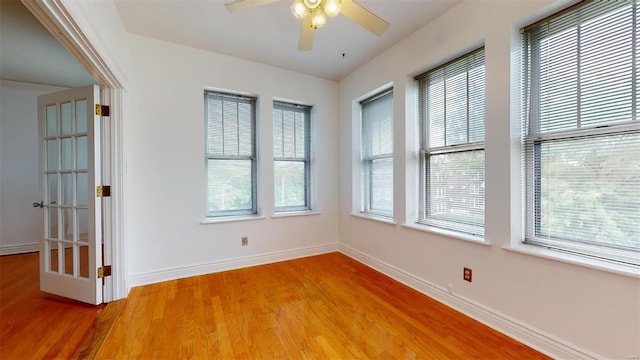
[338,243,602,360]
[0,243,39,256]
[127,243,339,290]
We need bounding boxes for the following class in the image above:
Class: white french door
[38,85,102,305]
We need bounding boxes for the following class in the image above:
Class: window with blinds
[273,101,311,212]
[361,89,393,217]
[417,48,485,237]
[522,1,640,265]
[205,91,257,217]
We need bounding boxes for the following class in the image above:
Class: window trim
[273,101,312,212]
[416,47,486,238]
[360,88,394,218]
[204,90,257,218]
[520,0,640,266]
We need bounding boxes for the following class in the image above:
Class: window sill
[350,212,396,225]
[272,211,321,219]
[503,243,640,279]
[401,223,489,246]
[201,215,265,225]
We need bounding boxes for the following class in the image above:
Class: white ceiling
[115,0,459,81]
[0,0,458,87]
[0,1,94,88]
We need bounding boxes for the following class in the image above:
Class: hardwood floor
[0,252,104,359]
[95,252,550,359]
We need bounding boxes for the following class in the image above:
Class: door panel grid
[43,98,90,279]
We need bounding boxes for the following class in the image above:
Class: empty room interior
[0,0,638,358]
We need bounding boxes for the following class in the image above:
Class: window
[361,89,393,217]
[522,1,640,265]
[417,48,485,237]
[273,101,311,212]
[205,91,257,217]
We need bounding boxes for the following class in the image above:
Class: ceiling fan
[224,0,389,51]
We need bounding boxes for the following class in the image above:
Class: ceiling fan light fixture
[291,0,307,19]
[310,6,327,28]
[303,0,321,10]
[323,0,340,17]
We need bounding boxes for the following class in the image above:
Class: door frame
[23,0,126,301]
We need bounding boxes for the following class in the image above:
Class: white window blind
[417,48,485,237]
[205,91,257,217]
[522,1,640,265]
[273,101,311,212]
[361,89,393,217]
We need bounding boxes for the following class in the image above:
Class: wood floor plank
[95,252,550,359]
[0,252,104,359]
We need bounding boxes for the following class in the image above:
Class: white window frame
[360,89,394,218]
[204,90,257,218]
[417,48,486,238]
[273,101,312,212]
[521,1,640,265]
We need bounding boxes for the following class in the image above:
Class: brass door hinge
[95,104,110,116]
[97,265,112,279]
[97,185,111,197]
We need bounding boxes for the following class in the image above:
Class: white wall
[0,80,68,255]
[338,1,640,359]
[124,34,339,286]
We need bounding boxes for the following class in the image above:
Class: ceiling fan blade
[224,0,281,12]
[340,0,389,36]
[298,15,315,51]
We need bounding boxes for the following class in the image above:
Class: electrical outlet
[463,267,472,282]
[241,236,248,246]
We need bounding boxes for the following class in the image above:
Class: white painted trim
[350,212,397,225]
[338,243,603,360]
[127,243,339,290]
[0,243,39,256]
[21,0,127,301]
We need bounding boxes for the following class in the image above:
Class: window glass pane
[274,161,306,209]
[61,102,72,135]
[61,174,73,206]
[75,99,87,133]
[77,209,89,242]
[76,136,87,170]
[274,102,310,212]
[46,105,57,137]
[428,79,445,148]
[370,158,393,214]
[238,102,253,156]
[47,174,58,206]
[205,91,256,217]
[48,207,58,239]
[61,138,73,170]
[282,110,296,158]
[206,96,224,156]
[361,90,393,217]
[419,48,485,236]
[273,109,283,158]
[223,100,239,156]
[536,133,639,250]
[295,112,306,158]
[47,140,58,171]
[362,93,393,156]
[62,208,73,240]
[77,172,88,206]
[428,150,484,234]
[445,72,468,146]
[207,159,253,214]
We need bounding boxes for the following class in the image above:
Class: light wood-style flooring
[95,252,550,359]
[0,252,104,359]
